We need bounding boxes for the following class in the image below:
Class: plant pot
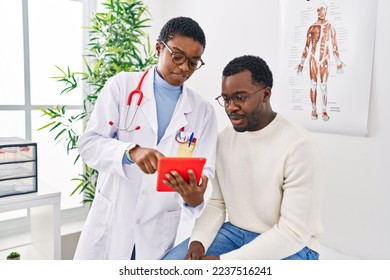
[6,256,20,260]
[7,256,20,260]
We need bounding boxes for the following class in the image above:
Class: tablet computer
[156,157,207,192]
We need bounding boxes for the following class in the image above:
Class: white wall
[143,0,390,259]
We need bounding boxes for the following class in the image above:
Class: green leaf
[48,122,62,132]
[37,121,56,131]
[54,128,67,141]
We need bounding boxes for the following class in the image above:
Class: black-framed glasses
[215,86,268,107]
[160,40,205,70]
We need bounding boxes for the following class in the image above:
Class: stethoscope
[108,69,193,144]
[108,69,150,132]
[175,127,188,143]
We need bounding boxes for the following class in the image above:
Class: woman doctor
[74,17,217,260]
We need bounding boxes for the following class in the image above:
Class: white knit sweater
[190,113,324,259]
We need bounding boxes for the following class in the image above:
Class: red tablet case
[156,157,207,192]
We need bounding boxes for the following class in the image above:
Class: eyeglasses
[215,86,268,107]
[160,41,205,70]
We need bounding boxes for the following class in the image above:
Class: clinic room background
[1,0,389,260]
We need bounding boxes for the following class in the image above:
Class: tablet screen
[156,157,206,192]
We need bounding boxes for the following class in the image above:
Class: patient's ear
[263,87,272,102]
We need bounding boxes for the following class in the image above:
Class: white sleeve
[78,75,130,179]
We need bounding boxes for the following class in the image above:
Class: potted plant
[38,0,157,204]
[6,251,20,260]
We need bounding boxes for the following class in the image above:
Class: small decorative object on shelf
[0,137,38,198]
[6,251,20,260]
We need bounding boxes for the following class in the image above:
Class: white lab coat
[74,66,217,260]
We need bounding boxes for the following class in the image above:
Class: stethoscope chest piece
[175,130,188,143]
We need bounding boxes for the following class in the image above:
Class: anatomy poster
[275,0,377,136]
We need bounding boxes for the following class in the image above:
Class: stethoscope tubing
[109,69,150,132]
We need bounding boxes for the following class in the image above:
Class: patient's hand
[185,241,205,260]
[200,255,220,260]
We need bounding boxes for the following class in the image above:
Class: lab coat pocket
[81,192,113,258]
[161,209,181,252]
[176,142,196,157]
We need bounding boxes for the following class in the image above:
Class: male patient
[162,55,324,260]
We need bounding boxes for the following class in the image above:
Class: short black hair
[158,17,206,49]
[222,55,273,88]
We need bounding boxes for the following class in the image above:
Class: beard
[231,113,260,132]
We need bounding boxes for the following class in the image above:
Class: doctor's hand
[130,146,165,174]
[163,171,208,207]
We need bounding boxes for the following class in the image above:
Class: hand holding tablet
[156,157,206,192]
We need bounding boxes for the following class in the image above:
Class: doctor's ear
[155,42,161,56]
